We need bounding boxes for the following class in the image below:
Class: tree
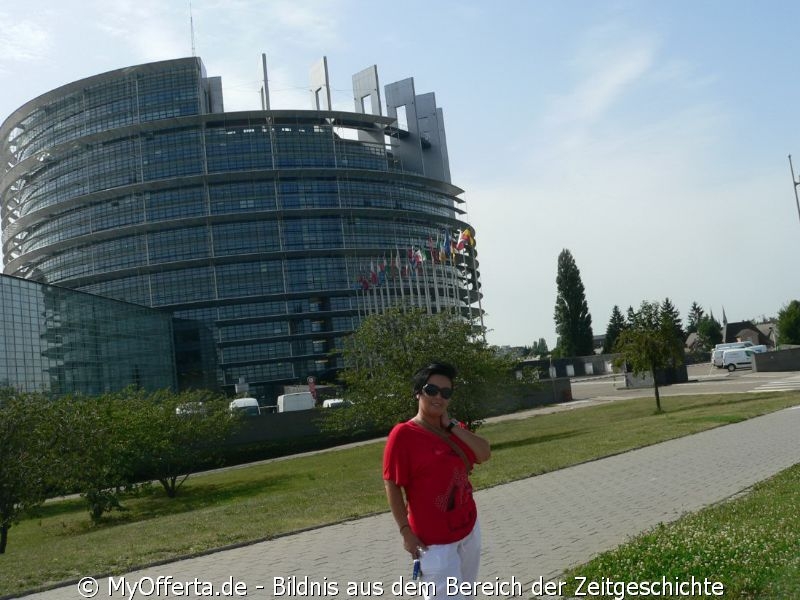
[777,300,800,345]
[329,307,530,432]
[553,249,594,357]
[0,390,50,553]
[660,297,684,343]
[602,305,626,354]
[695,315,723,354]
[127,388,235,497]
[686,302,704,334]
[613,302,684,413]
[532,338,549,356]
[628,301,660,329]
[45,394,140,522]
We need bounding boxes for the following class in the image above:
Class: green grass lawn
[1,392,798,597]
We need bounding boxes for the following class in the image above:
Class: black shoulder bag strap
[414,418,472,474]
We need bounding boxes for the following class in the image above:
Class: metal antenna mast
[189,1,196,56]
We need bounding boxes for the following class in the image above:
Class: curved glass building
[1,56,482,399]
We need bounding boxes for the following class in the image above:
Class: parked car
[712,341,754,368]
[722,348,755,372]
[276,391,315,412]
[229,397,261,416]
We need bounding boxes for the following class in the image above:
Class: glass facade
[1,57,482,401]
[0,274,176,395]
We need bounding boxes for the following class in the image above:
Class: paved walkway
[25,406,800,600]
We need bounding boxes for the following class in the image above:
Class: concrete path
[24,406,800,600]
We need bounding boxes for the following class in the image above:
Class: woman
[383,362,491,599]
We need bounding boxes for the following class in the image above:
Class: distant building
[722,320,774,348]
[0,55,482,400]
[0,274,175,395]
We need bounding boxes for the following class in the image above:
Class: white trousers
[419,521,481,600]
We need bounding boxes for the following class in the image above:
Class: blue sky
[2,1,799,348]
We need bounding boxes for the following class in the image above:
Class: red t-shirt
[383,420,477,545]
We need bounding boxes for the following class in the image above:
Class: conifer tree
[602,305,626,354]
[686,302,704,334]
[660,297,684,342]
[532,338,549,356]
[696,314,723,351]
[553,249,594,357]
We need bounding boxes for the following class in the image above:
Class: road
[569,363,800,403]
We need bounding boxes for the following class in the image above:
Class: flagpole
[396,247,406,309]
[431,257,441,313]
[430,236,441,312]
[417,271,424,310]
[467,244,486,341]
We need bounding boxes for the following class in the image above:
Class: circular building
[0,56,482,400]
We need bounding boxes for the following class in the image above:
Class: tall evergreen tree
[660,297,684,342]
[626,306,637,327]
[533,338,549,356]
[553,249,594,357]
[602,305,626,354]
[629,301,660,329]
[686,301,704,334]
[696,314,723,352]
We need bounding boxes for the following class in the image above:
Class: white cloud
[0,14,52,70]
[92,0,188,61]
[547,43,656,130]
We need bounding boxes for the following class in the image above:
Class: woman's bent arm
[384,479,426,557]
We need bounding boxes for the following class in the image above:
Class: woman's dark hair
[412,362,457,395]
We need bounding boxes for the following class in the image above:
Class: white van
[722,348,755,372]
[711,341,754,368]
[277,391,315,412]
[229,397,261,416]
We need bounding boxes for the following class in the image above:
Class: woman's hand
[402,528,427,558]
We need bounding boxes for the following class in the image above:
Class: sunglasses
[421,383,453,399]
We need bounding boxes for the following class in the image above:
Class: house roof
[724,320,773,346]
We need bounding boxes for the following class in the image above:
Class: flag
[378,257,386,285]
[428,236,437,264]
[457,228,474,250]
[370,261,378,285]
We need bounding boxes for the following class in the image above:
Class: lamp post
[787,155,800,225]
